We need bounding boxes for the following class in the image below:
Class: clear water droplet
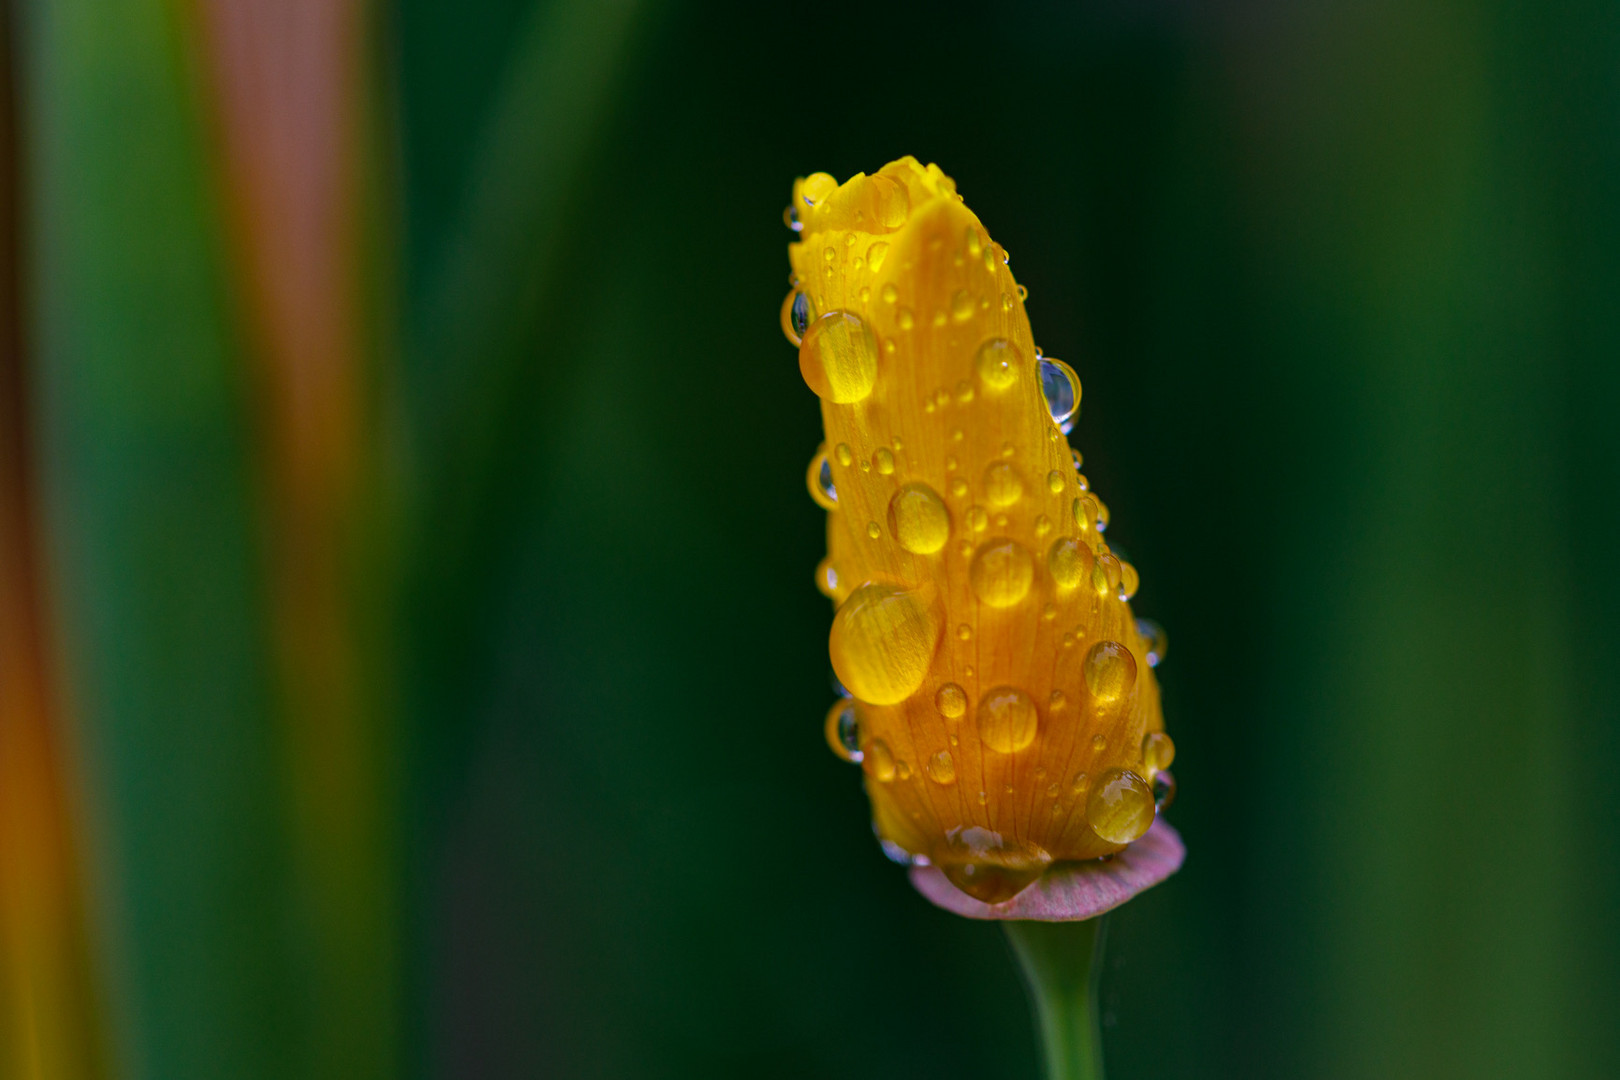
[970,539,1035,607]
[829,584,941,705]
[866,739,896,782]
[800,311,878,403]
[1048,536,1095,589]
[977,686,1038,753]
[974,338,1021,391]
[807,452,837,510]
[1086,768,1155,844]
[824,700,862,763]
[936,682,967,718]
[1084,640,1137,703]
[879,836,914,865]
[867,241,890,272]
[1136,618,1168,667]
[873,448,895,475]
[1141,731,1176,774]
[1153,770,1177,811]
[783,204,802,232]
[927,750,957,785]
[835,443,853,467]
[815,556,839,598]
[1039,357,1081,433]
[888,483,951,554]
[982,462,1024,507]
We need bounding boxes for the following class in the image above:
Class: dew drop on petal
[888,483,951,554]
[970,539,1035,607]
[1039,357,1081,432]
[1048,536,1094,589]
[866,738,897,782]
[1086,768,1155,844]
[927,750,958,785]
[974,338,1021,392]
[1084,640,1137,704]
[824,700,862,763]
[807,451,837,510]
[800,311,878,403]
[1136,618,1169,667]
[829,584,941,705]
[935,682,967,719]
[1141,731,1176,774]
[977,686,1039,753]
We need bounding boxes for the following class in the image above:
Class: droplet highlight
[800,311,878,403]
[824,701,862,763]
[970,539,1035,608]
[974,338,1021,392]
[1039,357,1081,433]
[977,686,1039,754]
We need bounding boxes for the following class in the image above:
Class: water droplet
[1084,640,1137,704]
[944,456,959,473]
[1075,473,1090,492]
[897,307,915,330]
[1153,770,1177,811]
[970,539,1034,607]
[994,513,1009,529]
[1142,732,1176,774]
[807,452,837,510]
[873,448,895,475]
[881,282,898,304]
[1048,536,1095,589]
[931,310,947,328]
[1093,551,1122,597]
[888,483,951,554]
[1119,561,1140,601]
[783,204,802,232]
[1086,768,1155,844]
[1062,632,1076,649]
[974,338,1021,391]
[955,380,974,404]
[1042,602,1057,621]
[815,557,838,598]
[834,443,853,466]
[982,462,1024,507]
[896,760,913,781]
[942,862,1042,904]
[866,521,881,540]
[824,700,862,762]
[965,226,983,258]
[866,241,890,272]
[1046,470,1066,495]
[1039,358,1081,433]
[951,290,975,322]
[1001,292,1014,312]
[1136,618,1168,667]
[1049,690,1067,709]
[977,686,1038,753]
[1071,448,1084,471]
[800,311,878,403]
[1070,770,1090,795]
[879,836,913,865]
[949,477,969,498]
[1073,494,1099,534]
[1094,498,1110,533]
[829,584,941,705]
[1092,733,1108,752]
[1034,514,1052,538]
[956,623,972,641]
[781,291,815,346]
[866,738,897,782]
[936,682,967,718]
[927,750,957,785]
[1016,284,1030,301]
[1001,441,1016,458]
[966,506,989,532]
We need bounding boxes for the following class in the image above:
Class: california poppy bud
[791,158,1176,904]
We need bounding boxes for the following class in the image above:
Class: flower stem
[1004,916,1108,1080]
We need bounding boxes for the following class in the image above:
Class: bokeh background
[2,1,1617,1078]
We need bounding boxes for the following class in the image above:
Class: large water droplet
[873,448,895,475]
[970,539,1035,607]
[977,686,1038,753]
[829,584,941,705]
[866,738,897,782]
[1086,768,1155,844]
[1047,536,1095,590]
[781,290,815,346]
[1136,618,1168,667]
[942,864,1042,904]
[824,701,862,763]
[1039,357,1081,432]
[935,682,967,719]
[1141,731,1176,774]
[927,750,958,785]
[807,451,837,510]
[1084,640,1137,704]
[982,462,1024,507]
[800,311,878,403]
[888,483,950,554]
[974,338,1021,392]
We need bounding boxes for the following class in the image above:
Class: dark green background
[26,0,1619,1076]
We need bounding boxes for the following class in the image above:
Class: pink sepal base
[908,819,1185,921]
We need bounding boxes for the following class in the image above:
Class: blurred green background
[2,0,1617,1078]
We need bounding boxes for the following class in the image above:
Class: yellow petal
[790,159,1173,902]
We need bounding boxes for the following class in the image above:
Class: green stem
[1004,917,1108,1080]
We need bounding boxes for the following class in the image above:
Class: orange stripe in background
[194,1,396,1074]
[0,4,108,1075]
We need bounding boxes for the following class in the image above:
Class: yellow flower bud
[789,158,1174,903]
